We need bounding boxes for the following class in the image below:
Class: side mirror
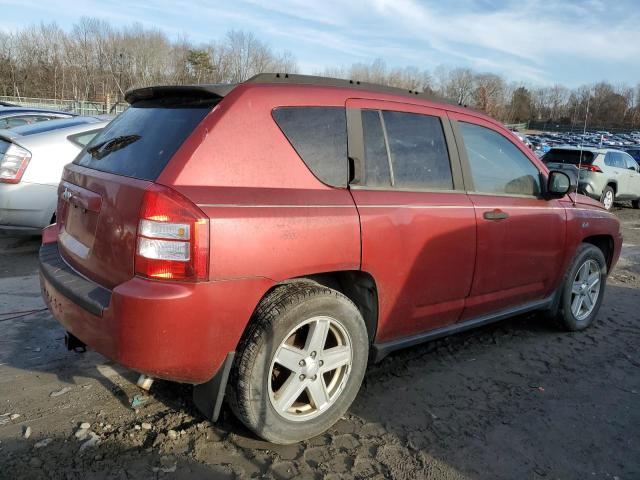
[547,170,574,198]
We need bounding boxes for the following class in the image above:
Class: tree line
[1,18,639,129]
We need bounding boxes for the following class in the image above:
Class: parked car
[39,74,622,444]
[542,146,640,210]
[0,105,75,129]
[0,117,109,233]
[625,147,640,163]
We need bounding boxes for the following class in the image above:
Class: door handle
[483,209,509,220]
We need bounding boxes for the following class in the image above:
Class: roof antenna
[574,89,591,206]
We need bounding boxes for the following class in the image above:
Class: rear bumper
[39,235,273,384]
[0,182,57,231]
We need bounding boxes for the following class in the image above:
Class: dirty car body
[39,74,622,443]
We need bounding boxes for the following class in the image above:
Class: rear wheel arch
[241,270,379,347]
[607,181,617,194]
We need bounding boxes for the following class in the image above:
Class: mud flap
[192,352,235,422]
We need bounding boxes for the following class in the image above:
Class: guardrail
[0,96,127,116]
[504,122,528,130]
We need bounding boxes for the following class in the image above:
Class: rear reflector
[0,144,31,184]
[135,185,209,282]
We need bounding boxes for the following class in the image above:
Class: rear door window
[359,109,453,190]
[361,110,391,187]
[383,111,453,190]
[542,149,594,165]
[74,102,213,181]
[459,122,540,196]
[272,107,348,187]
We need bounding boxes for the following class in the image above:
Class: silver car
[0,117,109,234]
[542,146,640,210]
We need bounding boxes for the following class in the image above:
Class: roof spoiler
[124,84,237,105]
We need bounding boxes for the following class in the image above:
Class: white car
[0,117,109,234]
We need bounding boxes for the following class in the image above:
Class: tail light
[0,144,31,184]
[579,164,602,173]
[135,184,209,282]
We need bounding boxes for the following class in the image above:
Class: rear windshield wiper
[87,134,141,160]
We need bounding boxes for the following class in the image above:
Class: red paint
[40,81,622,384]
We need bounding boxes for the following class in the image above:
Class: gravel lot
[0,207,639,480]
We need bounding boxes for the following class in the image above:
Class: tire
[228,282,369,444]
[600,186,615,211]
[555,243,607,331]
[632,199,640,209]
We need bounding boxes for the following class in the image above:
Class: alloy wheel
[570,259,601,321]
[268,316,352,422]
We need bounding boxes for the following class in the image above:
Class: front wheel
[555,243,607,331]
[228,282,368,444]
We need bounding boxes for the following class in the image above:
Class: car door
[622,152,640,198]
[605,152,629,197]
[346,98,476,342]
[448,111,566,320]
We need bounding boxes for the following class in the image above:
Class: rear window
[542,149,594,165]
[272,107,348,187]
[74,102,213,181]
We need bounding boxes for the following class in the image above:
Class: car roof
[545,146,624,154]
[0,105,76,117]
[0,118,108,146]
[2,116,102,137]
[124,72,500,129]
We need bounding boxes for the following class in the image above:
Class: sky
[1,0,639,87]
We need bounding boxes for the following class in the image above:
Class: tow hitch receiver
[65,332,86,352]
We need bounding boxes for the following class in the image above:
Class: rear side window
[542,149,594,165]
[272,107,348,187]
[68,129,102,148]
[605,152,627,168]
[360,109,453,190]
[74,103,213,181]
[459,122,540,196]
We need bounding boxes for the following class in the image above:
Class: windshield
[73,101,215,181]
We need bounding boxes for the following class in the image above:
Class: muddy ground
[0,207,639,480]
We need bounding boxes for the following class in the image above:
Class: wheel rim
[603,190,613,209]
[268,316,352,422]
[571,259,601,321]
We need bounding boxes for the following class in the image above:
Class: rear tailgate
[57,166,151,288]
[56,93,219,289]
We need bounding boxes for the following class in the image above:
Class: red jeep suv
[39,74,622,444]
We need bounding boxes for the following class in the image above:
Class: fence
[0,96,128,116]
[504,122,529,130]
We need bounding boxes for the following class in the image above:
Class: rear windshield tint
[542,149,594,165]
[74,102,213,181]
[272,107,348,187]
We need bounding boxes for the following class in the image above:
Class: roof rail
[244,73,453,105]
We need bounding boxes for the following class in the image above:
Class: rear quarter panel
[157,85,362,282]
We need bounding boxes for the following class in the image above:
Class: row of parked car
[0,104,110,233]
[510,129,640,210]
